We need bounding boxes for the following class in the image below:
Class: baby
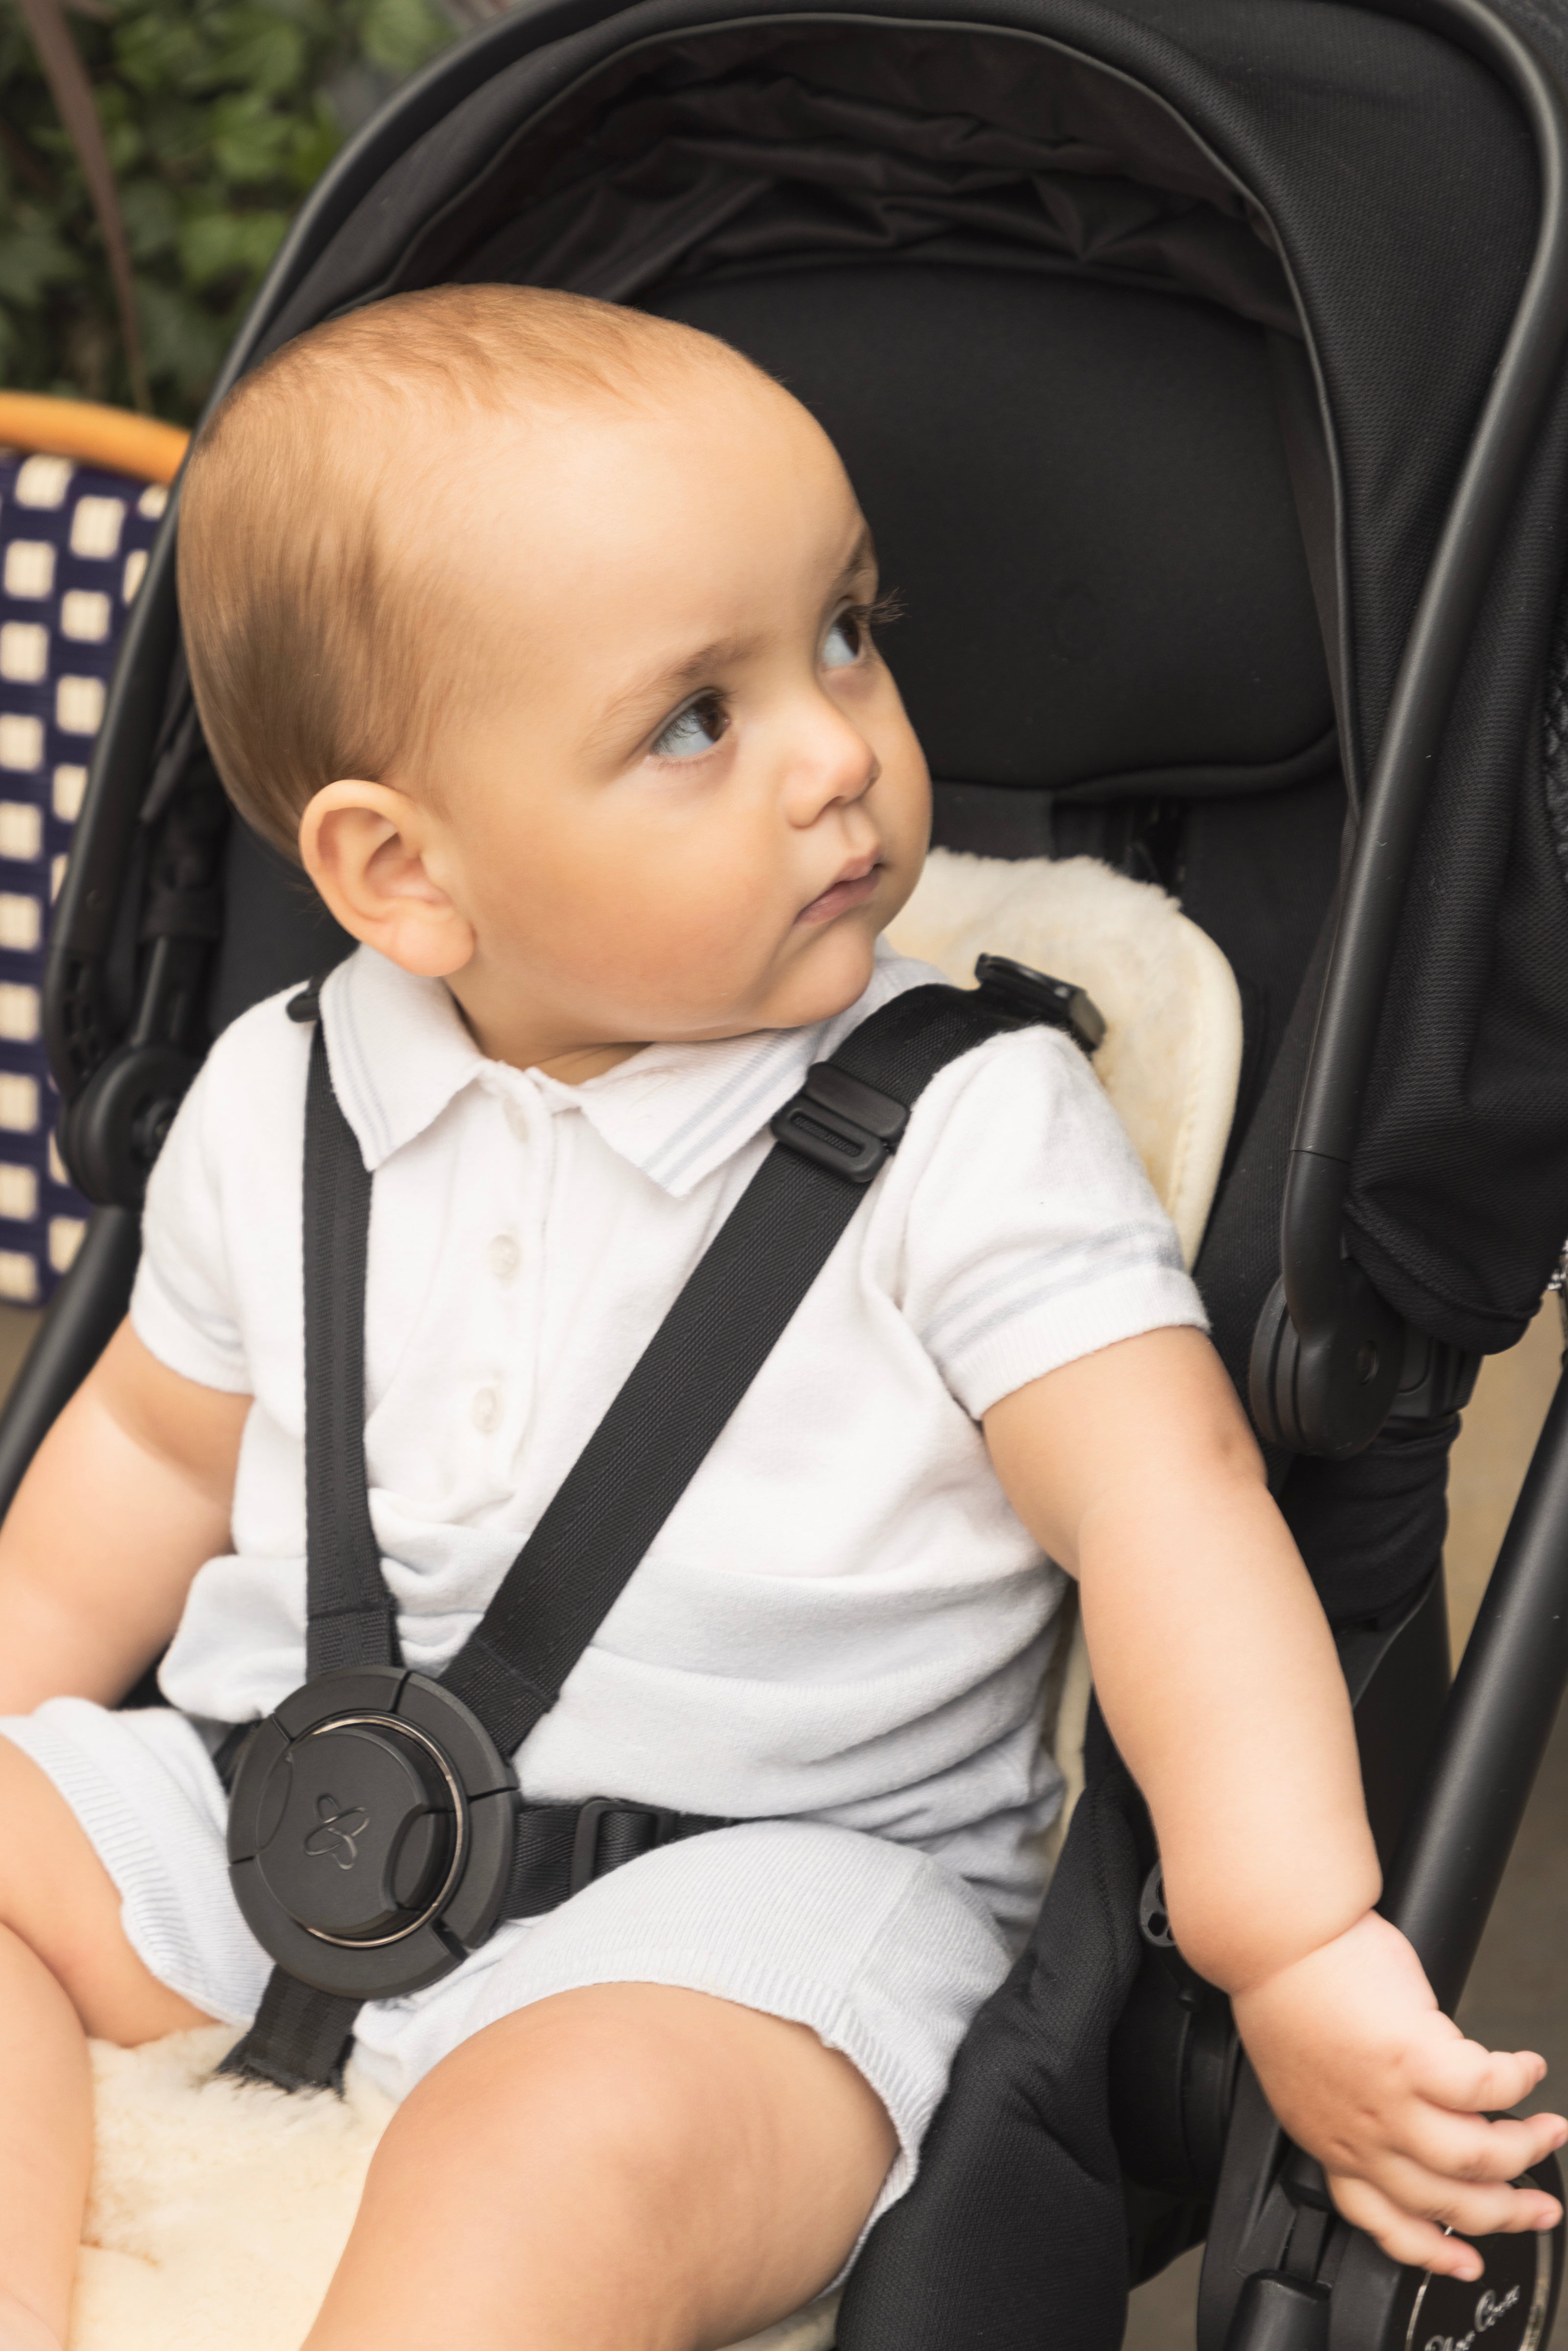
[0,283,1560,2351]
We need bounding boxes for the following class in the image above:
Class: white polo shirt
[132,939,1204,1940]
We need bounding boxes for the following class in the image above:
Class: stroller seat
[16,0,1568,2344]
[61,851,1243,2351]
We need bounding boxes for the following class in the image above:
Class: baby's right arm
[0,1320,249,1715]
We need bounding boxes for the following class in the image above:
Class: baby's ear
[299,780,475,979]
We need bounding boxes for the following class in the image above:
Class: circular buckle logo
[303,1793,369,1871]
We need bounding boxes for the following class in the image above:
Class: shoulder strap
[439,984,1016,1753]
[301,980,1031,1752]
[301,1021,401,1679]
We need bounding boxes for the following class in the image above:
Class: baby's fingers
[1395,2106,1568,2190]
[1330,2175,1488,2282]
[1333,2160,1562,2272]
[1413,2039,1550,2117]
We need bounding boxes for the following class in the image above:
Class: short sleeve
[892,1025,1209,1419]
[130,1047,252,1393]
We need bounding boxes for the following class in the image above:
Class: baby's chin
[644,924,879,1046]
[760,916,882,1032]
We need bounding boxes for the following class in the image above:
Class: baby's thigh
[316,1984,895,2351]
[0,1734,211,2040]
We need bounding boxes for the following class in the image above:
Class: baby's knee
[329,1989,893,2348]
[381,1984,892,2265]
[394,1986,729,2203]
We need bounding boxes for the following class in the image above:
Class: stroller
[9,0,1568,2342]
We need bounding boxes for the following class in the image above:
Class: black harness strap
[225,977,1061,2093]
[302,1020,401,1680]
[441,984,1009,1753]
[502,1796,730,1917]
[232,1970,365,2096]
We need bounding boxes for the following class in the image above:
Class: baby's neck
[532,1039,647,1087]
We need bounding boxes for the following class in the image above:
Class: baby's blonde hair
[178,284,761,861]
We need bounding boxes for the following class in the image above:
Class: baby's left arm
[984,1326,1566,2280]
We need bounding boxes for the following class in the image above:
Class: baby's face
[386,369,929,1067]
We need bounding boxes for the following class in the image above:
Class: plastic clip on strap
[223,965,1098,2093]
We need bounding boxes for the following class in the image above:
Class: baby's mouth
[797,853,882,927]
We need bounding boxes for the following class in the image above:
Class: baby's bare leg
[306,1983,897,2351]
[0,1737,212,2351]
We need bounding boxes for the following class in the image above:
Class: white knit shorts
[1,1698,1015,2232]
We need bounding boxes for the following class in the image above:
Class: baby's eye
[651,692,729,761]
[822,608,869,671]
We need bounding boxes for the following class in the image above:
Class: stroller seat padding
[67,852,1239,2351]
[889,848,1242,1267]
[647,264,1334,800]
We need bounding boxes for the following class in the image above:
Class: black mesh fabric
[1280,1417,1459,1631]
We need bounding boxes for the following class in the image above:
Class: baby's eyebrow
[589,527,879,749]
[592,633,765,745]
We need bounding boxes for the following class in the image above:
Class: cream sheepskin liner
[887,848,1242,1269]
[71,851,1240,2351]
[78,2029,841,2351]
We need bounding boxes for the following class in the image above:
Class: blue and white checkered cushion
[0,449,166,1302]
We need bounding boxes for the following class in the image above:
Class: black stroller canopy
[55,0,1568,1400]
[241,0,1538,811]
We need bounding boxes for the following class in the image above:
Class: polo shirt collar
[318,940,938,1199]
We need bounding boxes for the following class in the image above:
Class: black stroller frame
[10,0,1568,2345]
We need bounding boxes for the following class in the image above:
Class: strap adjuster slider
[771,1064,909,1182]
[569,1798,681,1895]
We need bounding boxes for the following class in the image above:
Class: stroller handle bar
[1382,1354,1568,2012]
[1259,0,1568,1455]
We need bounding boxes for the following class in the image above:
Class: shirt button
[470,1386,501,1434]
[486,1233,521,1285]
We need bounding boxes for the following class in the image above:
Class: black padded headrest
[209,256,1337,1034]
[645,264,1334,799]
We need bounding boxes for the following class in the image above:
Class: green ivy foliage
[0,0,456,422]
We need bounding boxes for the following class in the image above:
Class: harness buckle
[771,1064,909,1183]
[973,954,1106,1055]
[569,1798,681,1895]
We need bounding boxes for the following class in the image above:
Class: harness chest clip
[226,1665,519,2001]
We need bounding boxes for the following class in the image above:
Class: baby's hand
[1232,1911,1567,2280]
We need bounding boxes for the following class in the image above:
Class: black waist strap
[214,1722,724,1917]
[503,1795,729,1914]
[216,1765,728,2091]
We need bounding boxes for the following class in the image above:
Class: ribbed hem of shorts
[0,1705,252,2025]
[442,1844,1008,2276]
[458,1933,920,2276]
